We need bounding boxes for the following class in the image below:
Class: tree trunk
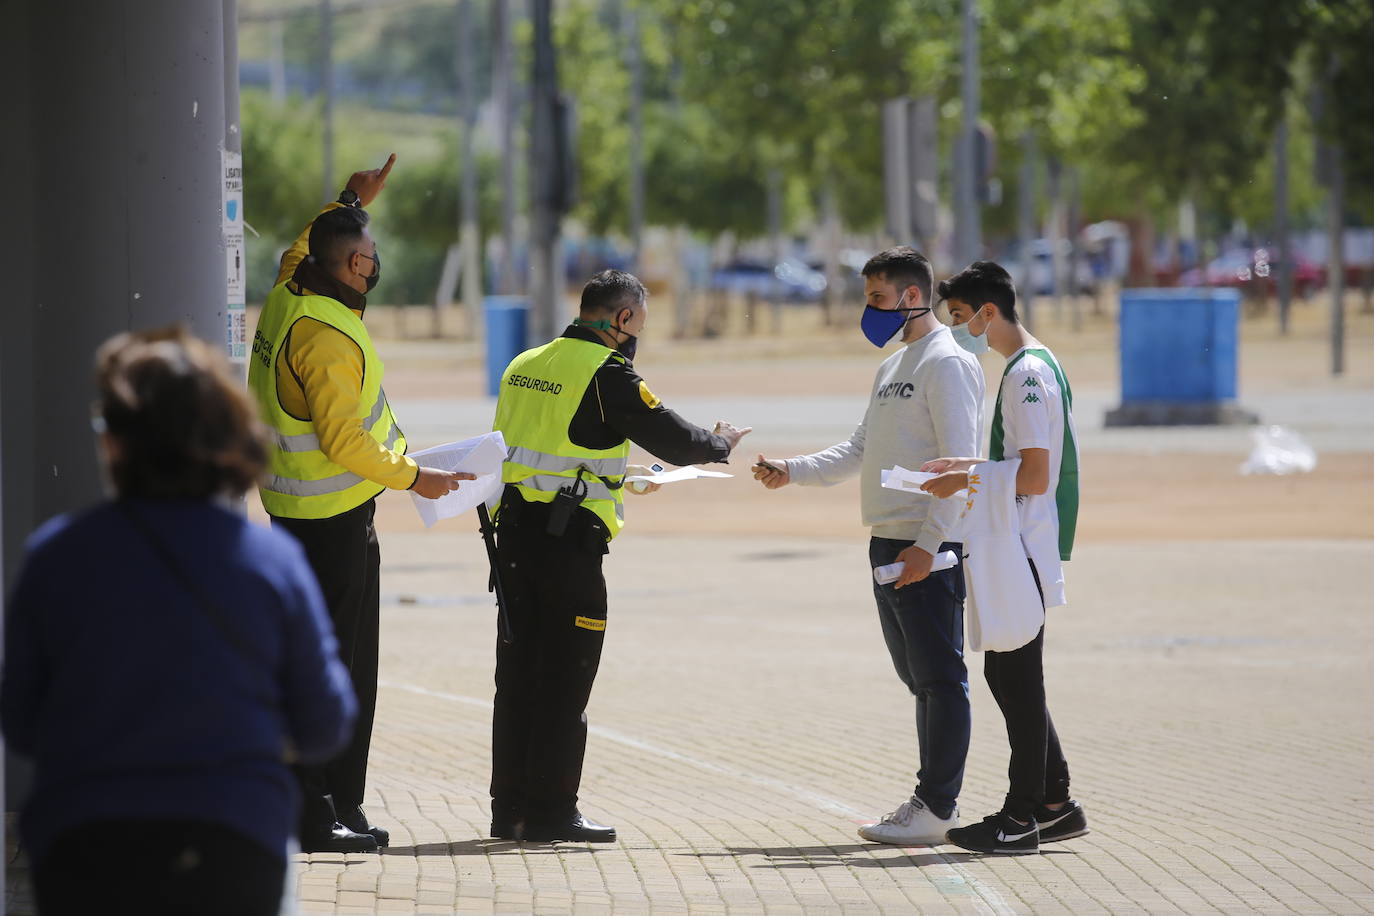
[821,181,841,327]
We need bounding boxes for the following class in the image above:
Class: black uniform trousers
[490,490,609,827]
[982,559,1071,822]
[273,497,381,833]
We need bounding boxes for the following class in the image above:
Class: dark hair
[862,247,934,307]
[96,326,268,500]
[579,269,647,318]
[308,206,371,271]
[937,260,1018,323]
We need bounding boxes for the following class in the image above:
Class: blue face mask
[951,316,990,355]
[861,292,930,348]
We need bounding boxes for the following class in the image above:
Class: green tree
[350,2,495,114]
[556,0,771,238]
[241,89,326,242]
[1306,0,1374,219]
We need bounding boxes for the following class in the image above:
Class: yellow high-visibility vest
[493,337,630,539]
[248,283,407,519]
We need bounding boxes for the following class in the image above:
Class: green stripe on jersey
[989,347,1078,560]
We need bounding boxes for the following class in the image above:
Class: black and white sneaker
[944,812,1039,855]
[1034,799,1089,842]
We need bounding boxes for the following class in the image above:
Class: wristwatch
[337,188,361,208]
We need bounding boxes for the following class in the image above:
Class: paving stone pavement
[6,311,1370,914]
[282,528,1374,915]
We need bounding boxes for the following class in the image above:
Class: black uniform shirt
[561,325,731,466]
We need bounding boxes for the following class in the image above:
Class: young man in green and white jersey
[920,260,1089,855]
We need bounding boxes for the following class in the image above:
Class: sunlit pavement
[285,527,1374,914]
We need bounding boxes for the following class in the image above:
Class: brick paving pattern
[276,532,1374,914]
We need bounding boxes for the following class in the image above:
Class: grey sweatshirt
[785,325,985,554]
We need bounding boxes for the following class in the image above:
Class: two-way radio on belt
[478,463,623,647]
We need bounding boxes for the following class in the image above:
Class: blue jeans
[869,537,970,818]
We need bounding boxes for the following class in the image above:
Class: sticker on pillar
[222,151,243,230]
[574,616,606,632]
[226,308,247,362]
[222,149,247,365]
[225,227,245,303]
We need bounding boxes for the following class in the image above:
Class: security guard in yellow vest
[248,156,471,854]
[489,270,751,843]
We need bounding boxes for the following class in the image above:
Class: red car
[1179,248,1323,298]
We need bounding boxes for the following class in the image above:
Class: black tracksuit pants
[34,819,285,916]
[273,498,380,833]
[982,559,1071,822]
[490,491,609,827]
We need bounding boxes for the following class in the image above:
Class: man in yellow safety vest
[489,269,751,843]
[248,155,471,854]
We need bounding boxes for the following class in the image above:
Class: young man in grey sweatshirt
[753,247,985,845]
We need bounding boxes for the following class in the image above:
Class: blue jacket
[1,499,357,863]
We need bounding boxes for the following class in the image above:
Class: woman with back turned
[2,327,357,915]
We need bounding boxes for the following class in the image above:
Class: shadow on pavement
[684,844,1077,868]
[383,838,599,857]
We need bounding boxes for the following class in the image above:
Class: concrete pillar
[2,0,238,810]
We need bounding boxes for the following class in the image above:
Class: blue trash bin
[484,296,529,397]
[1106,288,1256,426]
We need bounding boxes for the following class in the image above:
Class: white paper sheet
[624,465,733,485]
[880,465,966,498]
[408,431,508,528]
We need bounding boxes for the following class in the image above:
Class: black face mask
[575,312,639,359]
[359,250,381,293]
[611,311,638,360]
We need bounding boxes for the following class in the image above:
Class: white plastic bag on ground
[1239,425,1317,475]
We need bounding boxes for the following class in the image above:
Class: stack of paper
[880,465,967,499]
[624,466,733,486]
[408,431,508,528]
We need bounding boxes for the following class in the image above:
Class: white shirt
[786,325,985,555]
[993,346,1079,607]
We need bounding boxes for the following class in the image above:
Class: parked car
[1179,248,1324,298]
[1002,239,1096,296]
[710,257,827,302]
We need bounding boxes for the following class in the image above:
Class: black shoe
[338,805,390,848]
[521,812,617,843]
[944,812,1039,855]
[1034,799,1089,842]
[490,817,521,840]
[300,822,379,854]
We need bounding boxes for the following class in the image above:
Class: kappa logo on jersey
[876,381,915,400]
[1022,392,1041,404]
[1022,377,1039,388]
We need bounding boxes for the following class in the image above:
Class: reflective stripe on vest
[513,472,622,504]
[493,337,630,539]
[248,283,407,520]
[504,445,627,478]
[261,424,403,496]
[275,388,391,453]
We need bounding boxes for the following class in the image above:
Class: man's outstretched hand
[751,455,790,489]
[412,467,475,500]
[345,153,397,208]
[712,420,752,452]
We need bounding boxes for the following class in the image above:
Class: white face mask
[951,314,990,355]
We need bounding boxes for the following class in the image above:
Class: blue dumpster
[484,296,529,397]
[1106,288,1256,426]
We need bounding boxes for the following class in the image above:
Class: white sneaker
[858,796,959,845]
